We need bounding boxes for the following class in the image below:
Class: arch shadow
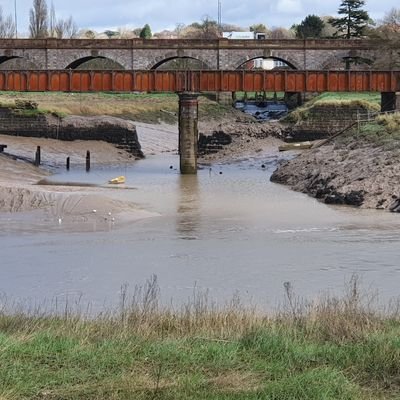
[66,56,125,70]
[0,56,38,70]
[151,56,210,70]
[236,56,297,70]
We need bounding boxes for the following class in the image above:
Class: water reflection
[176,175,200,240]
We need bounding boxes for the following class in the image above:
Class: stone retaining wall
[0,107,143,157]
[286,105,375,141]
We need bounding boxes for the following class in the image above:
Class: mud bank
[198,117,285,163]
[0,136,157,232]
[271,135,400,212]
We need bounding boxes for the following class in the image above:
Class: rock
[389,198,400,212]
[325,193,345,205]
[344,191,364,206]
[270,135,400,212]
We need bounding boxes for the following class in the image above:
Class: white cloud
[1,0,399,35]
[275,0,303,14]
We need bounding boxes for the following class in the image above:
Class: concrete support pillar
[284,92,303,109]
[381,92,400,112]
[178,92,199,174]
[217,92,233,106]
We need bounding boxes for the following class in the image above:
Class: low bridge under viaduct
[0,39,396,71]
[1,69,399,174]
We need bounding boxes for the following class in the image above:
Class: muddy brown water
[1,152,400,311]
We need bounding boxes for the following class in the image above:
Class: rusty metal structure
[0,70,399,93]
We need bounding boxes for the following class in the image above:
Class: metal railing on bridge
[0,70,399,93]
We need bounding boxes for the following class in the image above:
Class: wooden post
[34,146,41,166]
[66,157,70,170]
[86,151,90,171]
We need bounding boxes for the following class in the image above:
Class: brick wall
[0,107,143,157]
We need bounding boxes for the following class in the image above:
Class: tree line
[0,0,399,41]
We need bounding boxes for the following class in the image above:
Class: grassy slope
[284,92,381,124]
[0,278,399,400]
[0,92,231,124]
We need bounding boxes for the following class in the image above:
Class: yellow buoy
[108,176,126,184]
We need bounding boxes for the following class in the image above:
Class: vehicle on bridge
[222,31,266,40]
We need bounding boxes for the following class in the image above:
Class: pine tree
[140,24,152,39]
[295,15,325,38]
[330,0,369,39]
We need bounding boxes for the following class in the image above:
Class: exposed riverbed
[1,147,400,311]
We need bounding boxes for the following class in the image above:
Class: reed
[0,276,399,399]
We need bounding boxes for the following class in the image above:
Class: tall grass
[283,92,381,124]
[0,276,399,399]
[0,92,231,124]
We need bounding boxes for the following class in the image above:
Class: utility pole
[14,0,18,38]
[218,0,222,32]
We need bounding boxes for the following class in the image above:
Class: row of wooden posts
[34,146,91,171]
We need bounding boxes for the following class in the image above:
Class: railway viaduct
[0,38,399,174]
[0,38,395,71]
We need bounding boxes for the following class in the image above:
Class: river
[1,151,399,311]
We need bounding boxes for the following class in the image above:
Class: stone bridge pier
[381,92,400,112]
[178,93,199,174]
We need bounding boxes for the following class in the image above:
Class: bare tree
[174,23,185,38]
[370,8,400,69]
[184,16,219,39]
[379,8,400,35]
[49,1,56,37]
[55,16,78,39]
[78,29,96,39]
[0,6,16,38]
[269,27,295,39]
[29,0,48,38]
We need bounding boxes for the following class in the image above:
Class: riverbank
[0,95,286,227]
[0,277,399,400]
[0,134,157,231]
[271,113,400,211]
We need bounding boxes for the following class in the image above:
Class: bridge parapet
[0,38,394,71]
[0,38,389,50]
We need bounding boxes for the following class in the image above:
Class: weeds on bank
[283,92,381,124]
[355,112,400,149]
[0,92,230,124]
[0,275,399,399]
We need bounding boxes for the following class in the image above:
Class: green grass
[0,277,399,399]
[312,92,381,107]
[0,91,231,124]
[283,92,381,124]
[348,113,400,148]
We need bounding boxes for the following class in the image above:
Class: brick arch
[150,56,210,70]
[319,50,376,70]
[146,50,212,70]
[0,56,38,70]
[233,52,301,70]
[60,50,130,70]
[65,56,125,70]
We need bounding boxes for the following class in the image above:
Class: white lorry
[222,31,266,40]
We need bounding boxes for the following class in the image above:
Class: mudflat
[0,134,157,231]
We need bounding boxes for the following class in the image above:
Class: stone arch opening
[151,57,210,70]
[0,56,38,70]
[237,56,296,70]
[66,56,125,70]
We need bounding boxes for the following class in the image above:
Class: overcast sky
[1,0,398,36]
